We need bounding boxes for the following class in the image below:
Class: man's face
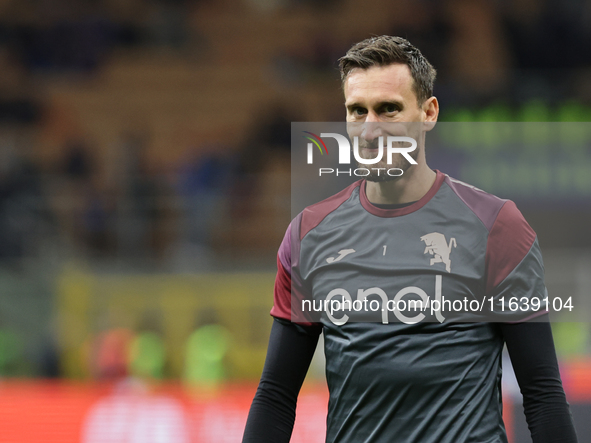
[344,63,433,181]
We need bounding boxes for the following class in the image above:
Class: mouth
[361,142,380,152]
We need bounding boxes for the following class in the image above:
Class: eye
[383,104,399,114]
[352,107,367,117]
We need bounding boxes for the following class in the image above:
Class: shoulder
[441,175,509,232]
[442,173,532,232]
[440,175,540,296]
[278,180,362,271]
[299,180,363,240]
[441,175,542,295]
[441,173,535,244]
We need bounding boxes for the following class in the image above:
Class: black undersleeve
[499,317,578,442]
[242,319,320,443]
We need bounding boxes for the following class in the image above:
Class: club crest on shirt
[420,232,456,273]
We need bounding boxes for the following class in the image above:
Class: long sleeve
[500,317,578,443]
[242,318,321,443]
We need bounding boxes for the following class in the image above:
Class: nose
[362,112,383,141]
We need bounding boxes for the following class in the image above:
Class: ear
[422,96,439,131]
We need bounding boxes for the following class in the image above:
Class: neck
[365,164,436,205]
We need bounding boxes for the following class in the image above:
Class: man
[242,36,578,443]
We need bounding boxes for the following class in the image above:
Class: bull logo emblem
[420,232,456,273]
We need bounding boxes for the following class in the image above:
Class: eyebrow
[345,100,404,112]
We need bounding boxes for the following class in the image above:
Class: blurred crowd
[0,0,589,379]
[0,0,588,264]
[0,306,233,382]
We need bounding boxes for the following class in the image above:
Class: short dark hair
[338,36,437,105]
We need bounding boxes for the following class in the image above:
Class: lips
[361,143,380,151]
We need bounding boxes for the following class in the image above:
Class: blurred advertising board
[0,377,589,442]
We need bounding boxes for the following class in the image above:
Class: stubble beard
[356,138,419,182]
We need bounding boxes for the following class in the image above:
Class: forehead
[344,64,416,105]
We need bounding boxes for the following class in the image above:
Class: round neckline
[359,170,445,218]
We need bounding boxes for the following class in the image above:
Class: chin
[357,163,407,182]
[365,173,402,183]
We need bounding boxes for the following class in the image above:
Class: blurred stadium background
[0,0,588,441]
